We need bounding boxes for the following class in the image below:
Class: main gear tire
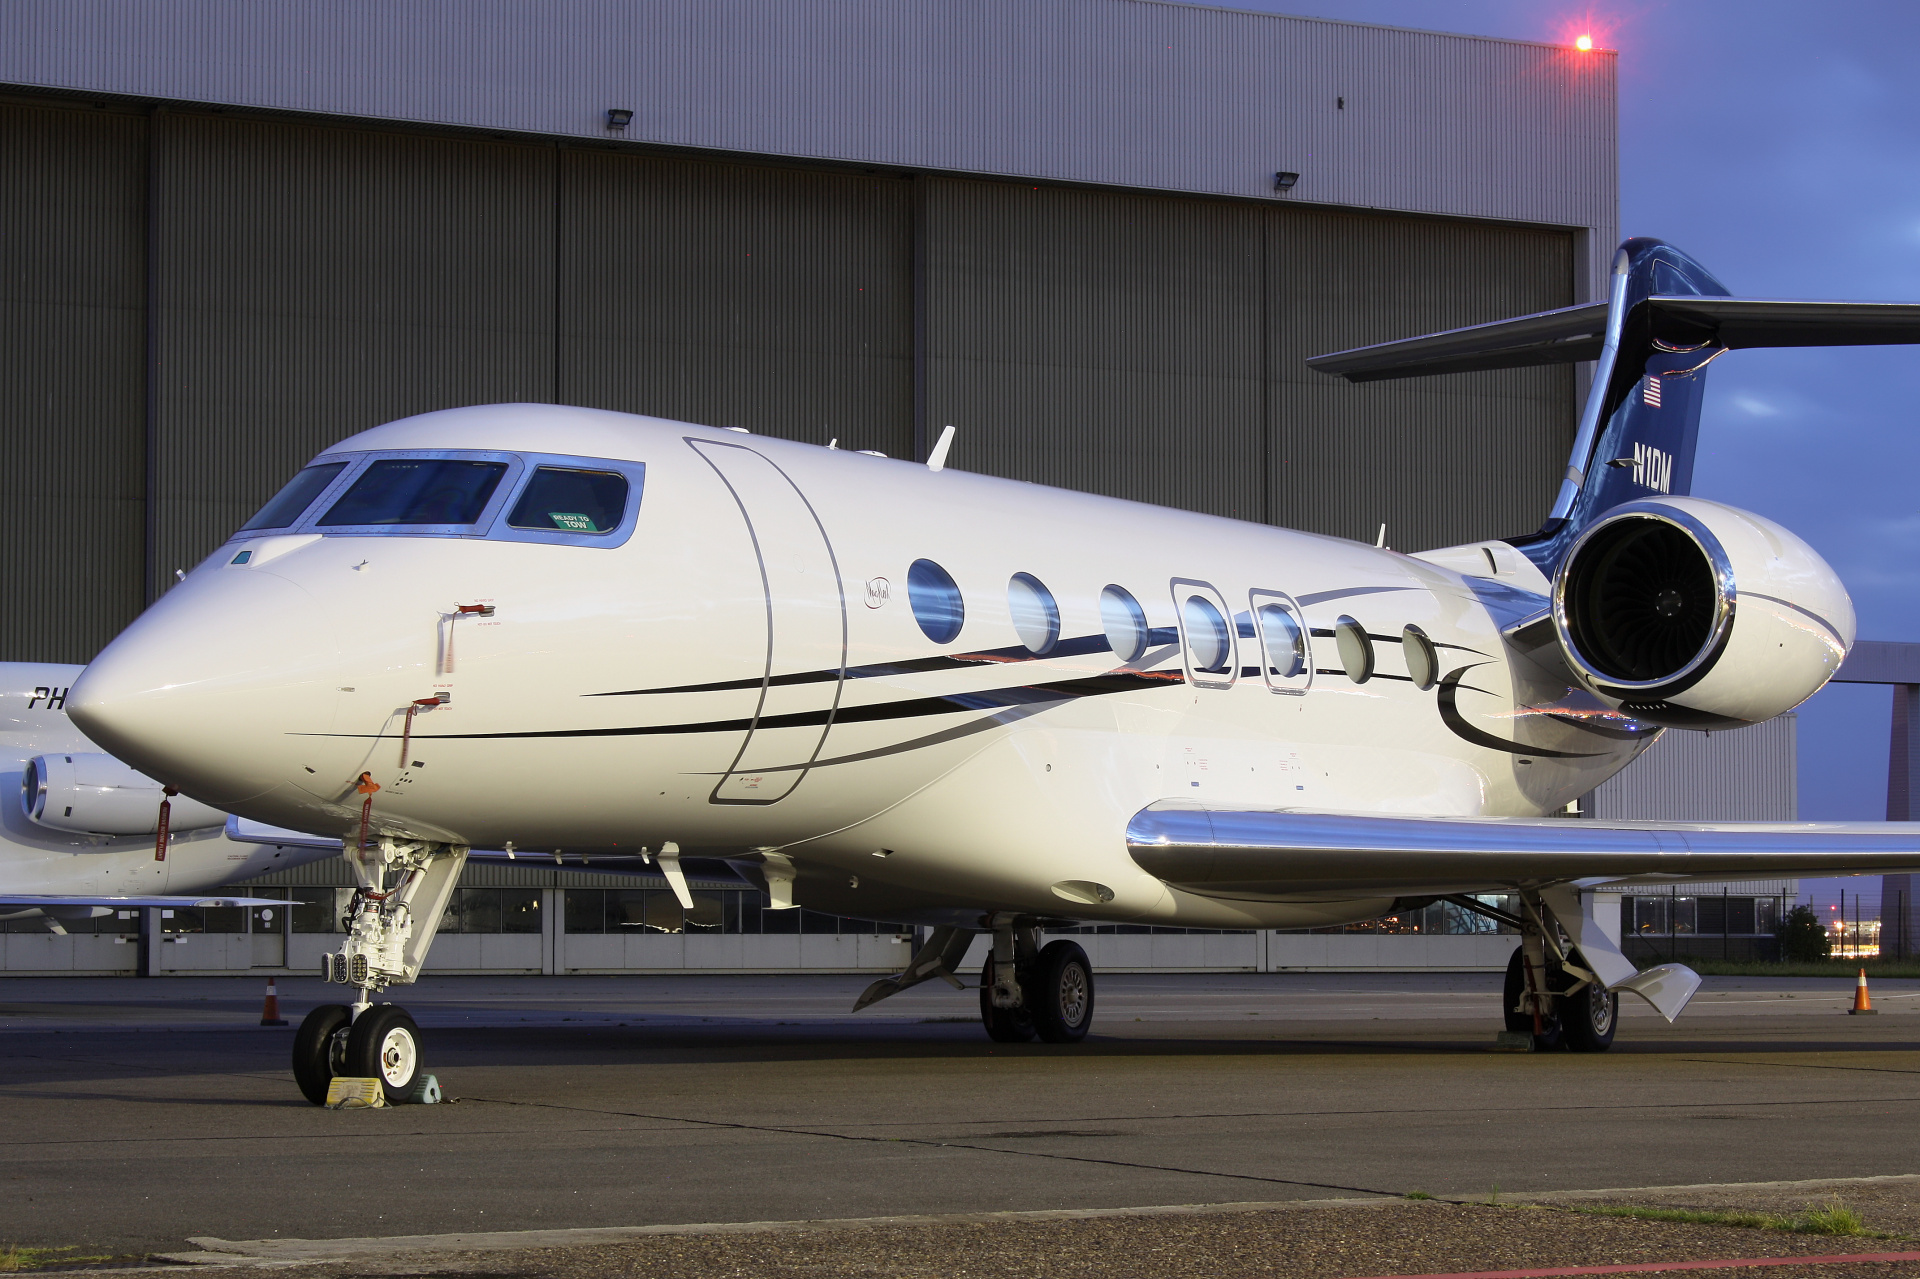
[1503,946,1564,1051]
[980,956,1037,1042]
[292,1003,351,1106]
[1559,978,1619,1053]
[1026,940,1095,1044]
[344,1004,423,1104]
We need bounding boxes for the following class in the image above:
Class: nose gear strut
[295,778,468,1106]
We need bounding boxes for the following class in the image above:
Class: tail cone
[260,977,288,1027]
[1849,967,1878,1016]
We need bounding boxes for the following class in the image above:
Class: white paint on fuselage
[72,406,1652,930]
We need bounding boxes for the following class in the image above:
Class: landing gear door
[686,439,848,805]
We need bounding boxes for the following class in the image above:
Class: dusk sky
[1177,1,1920,906]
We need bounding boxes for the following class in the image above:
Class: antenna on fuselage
[1375,523,1388,549]
[927,424,956,473]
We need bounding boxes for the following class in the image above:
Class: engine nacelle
[1552,497,1854,729]
[21,752,227,835]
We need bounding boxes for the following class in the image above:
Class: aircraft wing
[223,817,742,882]
[0,894,298,908]
[1126,803,1920,897]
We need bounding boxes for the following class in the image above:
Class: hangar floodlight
[606,108,634,128]
[1274,171,1299,192]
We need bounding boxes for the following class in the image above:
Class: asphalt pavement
[3,971,1918,1259]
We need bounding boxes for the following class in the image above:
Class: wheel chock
[405,1073,443,1104]
[324,1077,386,1109]
[1491,1031,1534,1052]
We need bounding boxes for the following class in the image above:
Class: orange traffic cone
[260,977,289,1027]
[1849,968,1878,1016]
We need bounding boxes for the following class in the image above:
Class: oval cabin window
[1101,585,1149,664]
[1007,573,1060,654]
[1334,615,1373,684]
[907,559,965,644]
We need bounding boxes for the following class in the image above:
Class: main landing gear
[848,919,1097,1043]
[1501,892,1617,1053]
[297,835,467,1104]
[980,924,1095,1044]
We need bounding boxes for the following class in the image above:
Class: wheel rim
[1587,985,1614,1035]
[377,1027,417,1086]
[1057,963,1089,1027]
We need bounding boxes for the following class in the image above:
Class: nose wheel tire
[292,1004,352,1106]
[980,956,1036,1042]
[344,1005,423,1105]
[1027,940,1095,1043]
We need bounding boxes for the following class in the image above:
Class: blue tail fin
[1508,239,1729,575]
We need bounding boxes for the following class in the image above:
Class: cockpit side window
[319,459,509,527]
[239,462,349,531]
[507,467,629,534]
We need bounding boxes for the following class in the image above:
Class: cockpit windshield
[227,449,643,549]
[318,459,508,527]
[239,461,349,531]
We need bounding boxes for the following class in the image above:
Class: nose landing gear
[298,835,467,1105]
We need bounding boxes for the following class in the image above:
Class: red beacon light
[1574,33,1593,51]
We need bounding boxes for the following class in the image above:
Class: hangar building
[1,0,1615,665]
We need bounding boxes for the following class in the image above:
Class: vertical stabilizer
[1508,239,1730,576]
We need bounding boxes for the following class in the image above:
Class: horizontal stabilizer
[1309,297,1920,383]
[1307,302,1606,382]
[1127,803,1920,897]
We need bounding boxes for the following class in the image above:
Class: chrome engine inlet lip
[1551,500,1736,699]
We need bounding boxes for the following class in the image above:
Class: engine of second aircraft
[21,752,227,836]
[1551,496,1855,729]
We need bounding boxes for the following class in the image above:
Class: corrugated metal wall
[1268,208,1576,547]
[925,177,1266,519]
[561,151,911,454]
[0,0,1618,287]
[150,112,558,584]
[1591,714,1798,822]
[4,94,1578,661]
[926,177,1574,539]
[0,100,146,663]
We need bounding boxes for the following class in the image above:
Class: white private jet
[0,663,331,932]
[65,238,1920,1105]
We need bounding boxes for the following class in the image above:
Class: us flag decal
[1642,376,1663,408]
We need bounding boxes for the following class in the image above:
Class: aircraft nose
[69,566,338,810]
